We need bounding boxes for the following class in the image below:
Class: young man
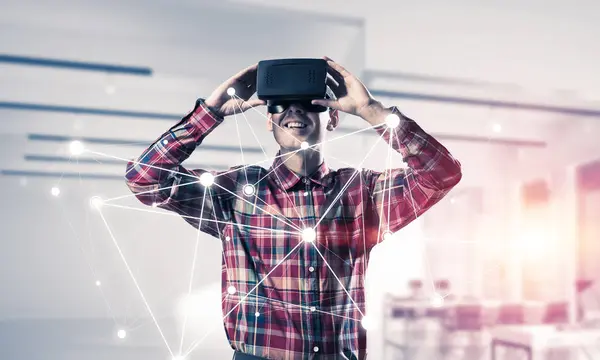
[125,57,462,360]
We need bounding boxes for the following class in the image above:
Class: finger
[240,98,266,111]
[311,99,339,109]
[326,75,339,91]
[223,63,258,88]
[234,63,259,79]
[325,58,351,79]
[327,67,345,86]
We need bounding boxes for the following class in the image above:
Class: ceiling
[1,0,598,188]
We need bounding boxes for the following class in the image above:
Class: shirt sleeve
[124,98,237,238]
[367,106,462,242]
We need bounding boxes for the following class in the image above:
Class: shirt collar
[269,151,331,190]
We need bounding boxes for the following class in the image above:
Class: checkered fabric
[125,99,462,359]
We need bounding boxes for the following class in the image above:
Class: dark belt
[232,350,269,360]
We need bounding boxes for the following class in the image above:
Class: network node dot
[450,197,456,204]
[69,140,85,156]
[382,231,392,241]
[51,187,61,197]
[310,306,316,312]
[95,280,101,287]
[302,228,316,243]
[90,196,104,209]
[361,315,374,330]
[200,172,214,187]
[227,87,236,96]
[227,286,236,295]
[243,184,255,196]
[255,312,260,317]
[430,293,445,308]
[300,141,309,150]
[117,329,127,339]
[385,113,400,128]
[225,236,230,241]
[162,139,169,145]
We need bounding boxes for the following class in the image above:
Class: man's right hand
[204,63,266,118]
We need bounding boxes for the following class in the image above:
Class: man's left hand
[311,56,384,122]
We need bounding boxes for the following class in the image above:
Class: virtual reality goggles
[256,58,335,114]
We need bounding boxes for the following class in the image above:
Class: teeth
[286,122,306,128]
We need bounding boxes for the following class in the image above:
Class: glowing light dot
[227,286,236,295]
[51,187,60,197]
[227,87,235,96]
[95,280,101,287]
[493,123,502,133]
[431,293,445,308]
[117,329,126,339]
[313,346,319,352]
[225,236,230,241]
[162,139,168,145]
[243,184,255,196]
[255,312,260,317]
[302,228,316,243]
[385,113,400,128]
[450,197,456,204]
[310,306,316,312]
[90,196,104,209]
[300,141,309,150]
[69,140,85,156]
[200,172,214,187]
[382,231,392,241]
[152,202,158,208]
[361,315,374,330]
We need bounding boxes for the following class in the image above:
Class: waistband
[232,350,269,360]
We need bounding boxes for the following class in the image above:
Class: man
[125,56,462,360]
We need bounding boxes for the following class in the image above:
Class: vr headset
[256,58,334,114]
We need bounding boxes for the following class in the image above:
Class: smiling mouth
[284,121,308,129]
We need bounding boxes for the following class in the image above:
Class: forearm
[363,103,462,190]
[125,98,224,189]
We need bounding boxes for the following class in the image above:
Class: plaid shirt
[125,99,462,360]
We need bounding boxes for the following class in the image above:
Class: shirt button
[309,266,315,272]
[313,346,319,352]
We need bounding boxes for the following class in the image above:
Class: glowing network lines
[61,95,450,358]
[69,140,85,156]
[302,228,316,243]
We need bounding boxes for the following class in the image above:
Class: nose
[287,103,305,114]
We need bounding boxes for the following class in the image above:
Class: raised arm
[125,63,266,237]
[311,56,462,245]
[125,100,235,237]
[363,105,462,238]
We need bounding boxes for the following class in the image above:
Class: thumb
[240,99,266,111]
[311,99,338,109]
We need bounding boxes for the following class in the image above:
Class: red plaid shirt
[125,99,462,359]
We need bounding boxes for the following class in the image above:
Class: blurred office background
[1,0,600,359]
